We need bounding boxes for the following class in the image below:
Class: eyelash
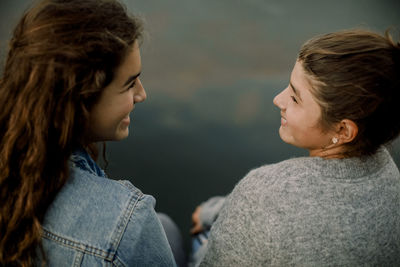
[291,96,298,103]
[127,81,136,90]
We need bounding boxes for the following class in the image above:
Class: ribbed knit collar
[300,147,392,180]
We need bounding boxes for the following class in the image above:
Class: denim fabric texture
[38,148,176,266]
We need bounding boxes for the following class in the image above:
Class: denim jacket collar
[70,148,106,178]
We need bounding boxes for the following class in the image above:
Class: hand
[190,206,203,235]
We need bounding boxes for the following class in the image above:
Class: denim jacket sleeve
[114,181,176,266]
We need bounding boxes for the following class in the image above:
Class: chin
[278,128,288,142]
[116,133,129,141]
[278,130,295,146]
[120,129,129,140]
[114,125,130,140]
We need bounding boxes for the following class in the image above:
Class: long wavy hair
[0,0,143,265]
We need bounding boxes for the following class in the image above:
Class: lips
[121,114,130,125]
[280,113,287,126]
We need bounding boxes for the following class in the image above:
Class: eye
[291,96,298,103]
[126,80,136,91]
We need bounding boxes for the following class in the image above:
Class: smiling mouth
[280,113,287,126]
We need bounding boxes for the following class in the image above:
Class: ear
[336,119,358,144]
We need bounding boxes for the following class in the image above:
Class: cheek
[123,96,134,113]
[115,94,134,115]
[286,110,313,137]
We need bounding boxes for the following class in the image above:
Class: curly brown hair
[298,29,400,157]
[0,0,143,265]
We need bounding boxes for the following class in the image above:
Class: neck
[309,145,348,159]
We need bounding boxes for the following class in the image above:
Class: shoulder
[232,156,315,198]
[42,165,175,264]
[50,166,154,221]
[45,163,156,226]
[207,156,315,241]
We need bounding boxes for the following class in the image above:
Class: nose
[273,88,286,110]
[133,78,147,103]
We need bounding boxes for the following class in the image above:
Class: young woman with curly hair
[0,0,176,265]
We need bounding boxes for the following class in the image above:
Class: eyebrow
[289,81,302,101]
[123,72,141,87]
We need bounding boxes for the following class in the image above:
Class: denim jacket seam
[111,255,125,267]
[115,180,141,194]
[108,189,144,253]
[42,228,115,261]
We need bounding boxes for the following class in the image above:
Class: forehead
[291,61,323,115]
[114,41,141,81]
[291,61,319,102]
[291,61,311,89]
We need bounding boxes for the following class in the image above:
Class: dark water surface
[1,0,400,251]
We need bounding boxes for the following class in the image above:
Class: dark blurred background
[1,0,400,251]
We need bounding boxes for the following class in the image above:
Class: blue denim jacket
[38,148,176,266]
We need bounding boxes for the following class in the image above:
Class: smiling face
[273,61,335,156]
[87,41,146,142]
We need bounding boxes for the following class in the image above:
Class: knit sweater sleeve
[199,196,226,228]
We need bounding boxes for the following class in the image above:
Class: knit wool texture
[200,147,400,266]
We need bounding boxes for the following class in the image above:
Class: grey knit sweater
[199,148,400,266]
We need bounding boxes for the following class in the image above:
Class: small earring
[332,137,338,144]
